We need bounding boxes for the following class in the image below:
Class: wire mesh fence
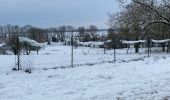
[0,55,16,73]
[0,31,170,73]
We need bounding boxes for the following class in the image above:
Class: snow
[79,42,104,47]
[138,40,146,43]
[0,43,170,100]
[0,43,5,47]
[151,39,170,43]
[19,37,45,47]
[106,40,111,43]
[122,40,146,45]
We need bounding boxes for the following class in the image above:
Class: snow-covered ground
[0,43,147,73]
[1,43,170,100]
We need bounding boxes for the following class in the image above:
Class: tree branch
[132,0,170,23]
[142,20,170,38]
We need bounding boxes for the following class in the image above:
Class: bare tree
[109,0,170,52]
[58,25,66,42]
[28,27,47,43]
[78,26,86,37]
[117,0,170,27]
[88,25,98,41]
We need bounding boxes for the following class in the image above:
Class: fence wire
[0,31,170,73]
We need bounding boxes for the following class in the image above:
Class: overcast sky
[0,0,120,28]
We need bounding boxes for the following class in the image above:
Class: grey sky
[0,0,120,28]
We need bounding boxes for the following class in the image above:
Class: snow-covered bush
[5,36,44,55]
[19,37,44,54]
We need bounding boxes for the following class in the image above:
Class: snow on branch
[133,0,170,22]
[146,20,170,28]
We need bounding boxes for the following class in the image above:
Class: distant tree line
[0,24,102,43]
[0,24,107,54]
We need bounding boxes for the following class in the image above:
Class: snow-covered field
[0,43,146,73]
[1,43,170,100]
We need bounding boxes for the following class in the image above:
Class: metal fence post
[147,36,150,58]
[17,36,20,70]
[114,33,116,61]
[167,42,169,53]
[104,40,106,54]
[71,33,74,67]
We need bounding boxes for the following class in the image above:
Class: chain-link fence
[0,31,170,73]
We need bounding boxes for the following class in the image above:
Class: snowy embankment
[1,55,170,100]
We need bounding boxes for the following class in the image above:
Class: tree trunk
[162,43,166,52]
[134,43,140,53]
[135,46,139,53]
